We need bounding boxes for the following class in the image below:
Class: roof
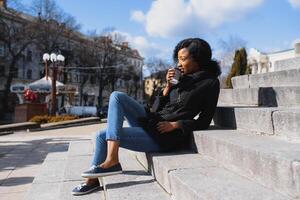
[266,48,294,55]
[28,76,64,93]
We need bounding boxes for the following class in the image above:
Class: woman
[72,38,221,195]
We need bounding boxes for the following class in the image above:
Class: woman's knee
[109,91,127,103]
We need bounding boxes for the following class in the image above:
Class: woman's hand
[162,68,175,96]
[157,121,180,133]
[166,68,176,86]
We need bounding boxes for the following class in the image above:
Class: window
[68,74,72,82]
[27,69,32,79]
[27,50,32,62]
[0,66,5,77]
[0,45,4,57]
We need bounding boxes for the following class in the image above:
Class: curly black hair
[173,38,221,76]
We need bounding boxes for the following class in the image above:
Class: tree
[31,0,80,108]
[91,32,128,107]
[122,65,136,96]
[218,35,247,75]
[31,0,80,53]
[114,61,142,100]
[132,73,140,99]
[0,6,38,118]
[225,48,248,88]
[73,39,96,106]
[144,58,169,104]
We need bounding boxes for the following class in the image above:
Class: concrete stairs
[132,68,300,199]
[133,128,299,199]
[25,67,300,199]
[24,140,170,200]
[193,130,300,198]
[216,68,300,140]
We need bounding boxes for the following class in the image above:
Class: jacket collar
[180,70,214,82]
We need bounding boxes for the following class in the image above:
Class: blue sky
[18,0,300,63]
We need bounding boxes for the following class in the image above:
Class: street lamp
[43,52,65,115]
[43,53,50,80]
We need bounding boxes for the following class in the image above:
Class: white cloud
[288,0,300,8]
[130,10,146,23]
[132,0,264,37]
[191,0,263,27]
[112,31,171,58]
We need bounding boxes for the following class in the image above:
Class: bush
[29,115,79,124]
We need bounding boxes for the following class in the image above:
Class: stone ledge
[29,117,101,132]
[275,56,300,71]
[170,167,289,200]
[41,117,100,128]
[0,122,40,133]
[214,106,300,139]
[134,151,290,200]
[103,148,171,200]
[218,87,300,107]
[273,110,300,139]
[231,68,300,89]
[193,129,300,198]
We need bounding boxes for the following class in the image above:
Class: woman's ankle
[86,178,99,185]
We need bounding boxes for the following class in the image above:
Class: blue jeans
[91,91,161,166]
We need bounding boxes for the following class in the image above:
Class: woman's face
[177,48,199,75]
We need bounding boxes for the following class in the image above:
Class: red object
[24,89,38,102]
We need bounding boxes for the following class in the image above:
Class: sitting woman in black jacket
[72,38,221,195]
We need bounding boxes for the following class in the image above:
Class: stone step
[213,106,300,140]
[24,140,104,200]
[23,151,68,200]
[60,140,170,200]
[231,68,300,88]
[26,138,170,200]
[275,56,300,72]
[134,152,290,200]
[60,140,104,200]
[102,148,171,200]
[193,129,300,199]
[218,87,300,107]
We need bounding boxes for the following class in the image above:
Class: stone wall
[274,56,300,71]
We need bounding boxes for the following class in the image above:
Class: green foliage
[226,48,248,88]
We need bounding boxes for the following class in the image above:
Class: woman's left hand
[157,121,179,133]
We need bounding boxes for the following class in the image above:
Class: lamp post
[43,52,65,115]
[43,53,50,80]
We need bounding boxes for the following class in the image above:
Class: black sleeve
[177,79,220,134]
[151,89,170,112]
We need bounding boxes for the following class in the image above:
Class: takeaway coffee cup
[169,67,181,85]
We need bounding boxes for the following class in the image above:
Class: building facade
[248,43,300,74]
[0,0,144,119]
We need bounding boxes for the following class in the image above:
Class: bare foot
[99,160,119,169]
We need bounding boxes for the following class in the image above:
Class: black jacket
[140,70,220,152]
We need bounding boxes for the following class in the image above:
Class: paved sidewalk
[0,123,106,200]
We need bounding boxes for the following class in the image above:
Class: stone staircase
[133,67,300,199]
[24,65,300,200]
[24,139,171,200]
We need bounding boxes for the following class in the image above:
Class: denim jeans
[91,91,161,166]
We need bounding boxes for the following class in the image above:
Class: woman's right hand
[166,68,176,86]
[162,68,175,96]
